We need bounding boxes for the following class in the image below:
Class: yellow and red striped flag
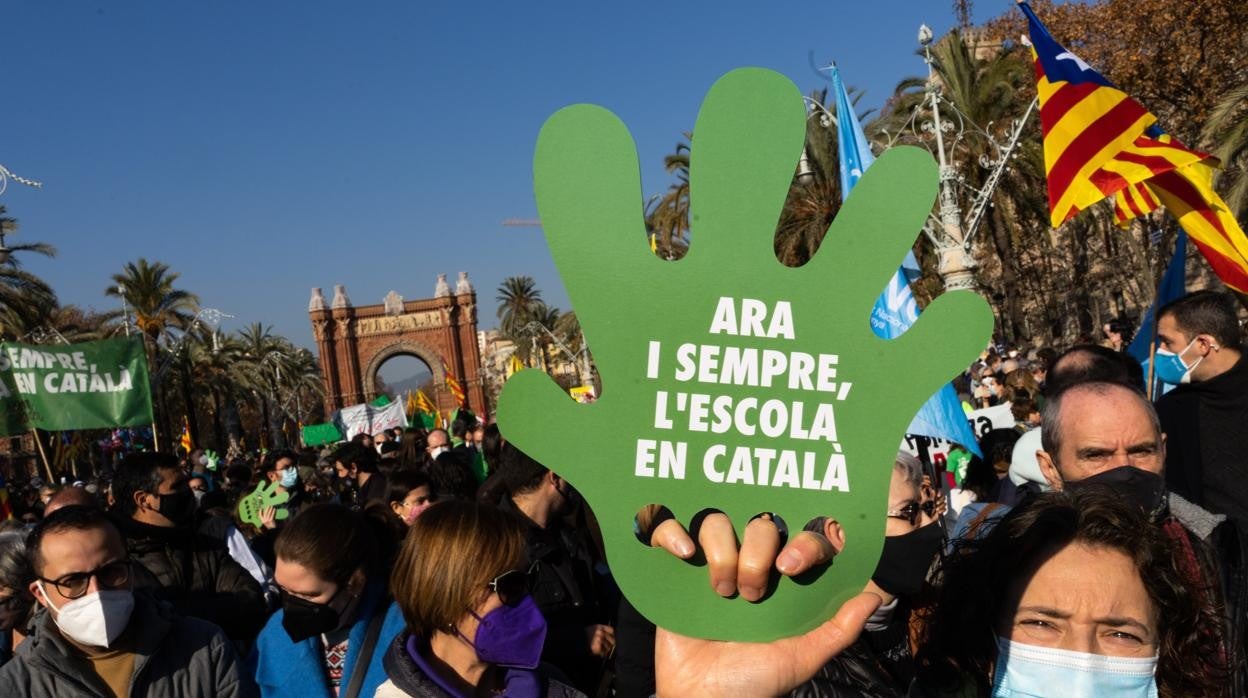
[1147,162,1248,293]
[415,389,438,415]
[442,361,466,407]
[179,415,193,454]
[1021,2,1205,228]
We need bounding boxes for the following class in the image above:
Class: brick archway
[307,275,486,417]
[361,341,439,398]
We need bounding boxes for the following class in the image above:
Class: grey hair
[894,451,924,489]
[1040,381,1161,459]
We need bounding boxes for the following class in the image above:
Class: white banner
[338,399,408,439]
[901,402,1016,472]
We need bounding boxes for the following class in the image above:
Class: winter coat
[116,515,267,642]
[0,591,258,697]
[374,632,584,698]
[247,581,405,698]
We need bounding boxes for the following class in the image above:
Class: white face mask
[429,446,448,459]
[37,585,134,648]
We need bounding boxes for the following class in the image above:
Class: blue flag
[1128,230,1187,397]
[831,64,984,457]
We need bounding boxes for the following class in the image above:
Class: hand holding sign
[237,481,290,530]
[496,68,992,641]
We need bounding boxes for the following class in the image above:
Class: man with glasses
[0,505,258,696]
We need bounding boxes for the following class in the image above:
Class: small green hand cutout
[496,68,992,641]
[237,480,290,529]
[202,449,220,472]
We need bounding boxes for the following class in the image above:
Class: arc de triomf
[307,272,486,416]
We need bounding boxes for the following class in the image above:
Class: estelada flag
[1020,2,1206,227]
[1147,162,1248,293]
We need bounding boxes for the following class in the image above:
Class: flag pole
[1144,225,1173,401]
[151,421,160,452]
[30,429,53,482]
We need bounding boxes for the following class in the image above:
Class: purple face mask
[461,595,548,669]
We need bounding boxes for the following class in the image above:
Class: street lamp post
[804,29,1036,292]
[919,25,979,292]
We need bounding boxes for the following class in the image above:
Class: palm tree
[1203,82,1248,222]
[496,276,543,337]
[235,322,286,448]
[0,205,59,340]
[106,259,200,352]
[106,259,200,444]
[645,135,692,260]
[0,205,56,267]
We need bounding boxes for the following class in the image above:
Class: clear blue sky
[2,1,1003,353]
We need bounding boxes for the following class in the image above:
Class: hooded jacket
[0,591,257,697]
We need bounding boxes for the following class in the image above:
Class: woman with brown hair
[377,500,584,697]
[247,503,406,698]
[915,488,1228,697]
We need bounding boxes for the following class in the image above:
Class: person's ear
[390,501,405,518]
[29,580,48,609]
[133,489,154,513]
[547,471,564,491]
[1036,450,1064,491]
[347,568,366,596]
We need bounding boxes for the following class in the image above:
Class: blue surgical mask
[1153,338,1204,385]
[279,468,298,489]
[992,637,1158,697]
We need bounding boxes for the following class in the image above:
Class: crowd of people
[0,288,1244,696]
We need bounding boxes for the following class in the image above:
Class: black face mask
[157,487,197,527]
[281,586,346,644]
[871,521,944,598]
[1067,466,1168,523]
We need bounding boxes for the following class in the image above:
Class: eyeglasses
[38,560,130,600]
[487,569,530,606]
[886,502,922,526]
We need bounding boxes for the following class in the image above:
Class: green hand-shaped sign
[203,449,220,472]
[237,480,290,529]
[497,68,992,641]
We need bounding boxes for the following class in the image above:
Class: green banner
[0,337,155,435]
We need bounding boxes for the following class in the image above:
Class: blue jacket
[247,582,406,698]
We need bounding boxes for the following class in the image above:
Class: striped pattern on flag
[1147,162,1248,293]
[1022,3,1205,228]
[442,361,466,407]
[1111,133,1208,227]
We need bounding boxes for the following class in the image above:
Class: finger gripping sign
[496,68,993,641]
[237,481,290,529]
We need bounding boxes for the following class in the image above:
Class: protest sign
[337,398,407,439]
[0,337,154,435]
[496,68,993,641]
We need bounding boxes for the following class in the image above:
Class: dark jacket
[1157,352,1248,526]
[499,497,610,692]
[791,599,913,698]
[0,591,258,697]
[116,515,267,642]
[375,632,584,698]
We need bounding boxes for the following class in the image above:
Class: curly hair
[915,488,1227,697]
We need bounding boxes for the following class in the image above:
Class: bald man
[43,486,99,516]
